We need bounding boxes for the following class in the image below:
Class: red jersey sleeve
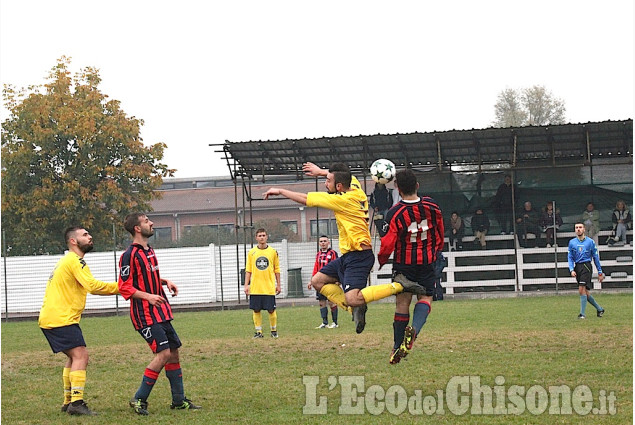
[118,247,137,301]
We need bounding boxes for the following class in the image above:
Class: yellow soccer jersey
[38,252,119,329]
[245,245,280,295]
[306,176,371,254]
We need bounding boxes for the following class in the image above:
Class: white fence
[1,235,632,316]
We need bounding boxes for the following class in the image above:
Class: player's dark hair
[124,212,146,236]
[329,162,351,189]
[64,226,83,245]
[395,169,417,196]
[319,235,329,239]
[255,228,267,235]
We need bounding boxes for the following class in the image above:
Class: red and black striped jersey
[378,197,444,267]
[118,243,173,330]
[312,248,338,276]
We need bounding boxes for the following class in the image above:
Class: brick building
[149,176,371,243]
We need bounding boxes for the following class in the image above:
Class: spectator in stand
[581,202,600,244]
[540,201,563,248]
[493,174,514,235]
[516,201,541,248]
[608,200,632,246]
[369,182,393,237]
[447,211,465,251]
[471,207,490,250]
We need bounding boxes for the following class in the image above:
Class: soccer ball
[370,159,396,184]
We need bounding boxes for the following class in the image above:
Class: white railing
[1,233,632,315]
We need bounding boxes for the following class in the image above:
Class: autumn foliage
[1,57,174,255]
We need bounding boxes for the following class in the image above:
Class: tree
[178,225,236,247]
[493,85,566,128]
[1,57,174,255]
[253,219,301,243]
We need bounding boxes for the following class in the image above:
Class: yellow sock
[319,284,348,310]
[269,310,277,330]
[69,370,86,403]
[360,282,403,303]
[63,367,71,405]
[253,311,262,331]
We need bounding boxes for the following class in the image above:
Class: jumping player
[263,161,422,334]
[377,169,444,364]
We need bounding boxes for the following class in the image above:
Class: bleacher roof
[217,119,633,179]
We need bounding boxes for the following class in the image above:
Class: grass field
[2,293,632,424]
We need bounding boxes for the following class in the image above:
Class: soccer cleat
[271,330,278,338]
[170,398,202,410]
[315,323,328,329]
[61,404,70,413]
[389,348,405,365]
[253,331,264,338]
[67,400,98,416]
[597,309,605,318]
[393,273,425,295]
[328,323,338,328]
[578,314,586,319]
[129,398,149,415]
[352,304,367,334]
[402,326,417,352]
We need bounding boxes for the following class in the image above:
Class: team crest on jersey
[256,256,270,270]
[120,265,130,278]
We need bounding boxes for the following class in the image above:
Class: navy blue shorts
[137,321,182,354]
[249,294,277,312]
[393,264,437,297]
[316,292,328,301]
[318,249,374,293]
[41,324,86,353]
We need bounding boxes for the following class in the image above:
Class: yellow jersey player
[39,226,120,416]
[244,228,281,338]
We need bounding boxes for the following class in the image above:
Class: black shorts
[249,294,276,312]
[574,262,593,290]
[316,292,328,301]
[393,264,436,297]
[41,324,86,353]
[318,250,374,293]
[137,321,182,354]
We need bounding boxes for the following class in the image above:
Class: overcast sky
[1,1,633,178]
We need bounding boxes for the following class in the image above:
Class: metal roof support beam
[472,132,482,171]
[396,135,409,168]
[512,132,517,167]
[623,121,632,156]
[547,128,556,167]
[292,141,302,181]
[585,128,591,164]
[435,135,442,171]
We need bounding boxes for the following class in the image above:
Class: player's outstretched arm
[263,188,308,205]
[303,162,328,178]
